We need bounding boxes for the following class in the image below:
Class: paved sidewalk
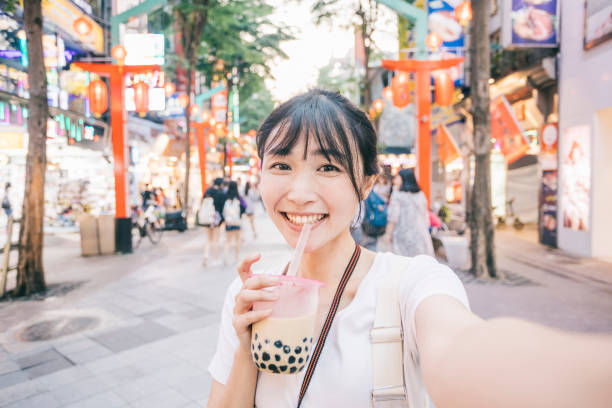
[1,216,611,407]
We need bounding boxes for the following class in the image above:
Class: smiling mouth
[281,212,328,226]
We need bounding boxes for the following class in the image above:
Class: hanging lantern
[111,45,127,64]
[434,72,454,107]
[426,32,443,51]
[178,93,189,108]
[214,122,226,138]
[247,129,257,139]
[88,79,108,118]
[455,1,472,27]
[368,107,376,120]
[382,86,393,101]
[190,104,200,116]
[391,75,410,108]
[200,110,211,123]
[373,99,384,113]
[164,82,176,97]
[133,81,149,117]
[73,16,92,37]
[209,118,217,127]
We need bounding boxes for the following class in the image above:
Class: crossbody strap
[371,256,412,406]
[296,244,361,408]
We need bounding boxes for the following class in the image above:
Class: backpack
[198,197,220,226]
[223,198,241,226]
[362,191,387,237]
[1,195,9,210]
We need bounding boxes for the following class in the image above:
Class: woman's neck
[298,228,356,286]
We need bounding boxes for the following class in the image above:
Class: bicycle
[131,203,164,248]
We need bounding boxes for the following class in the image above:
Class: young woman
[207,90,612,407]
[202,178,225,267]
[243,181,258,238]
[223,181,245,264]
[385,168,434,257]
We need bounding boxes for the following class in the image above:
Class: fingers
[234,287,279,315]
[237,253,262,282]
[233,309,273,334]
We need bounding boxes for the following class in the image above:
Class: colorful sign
[42,0,104,54]
[502,0,559,48]
[540,122,558,171]
[212,88,228,124]
[561,125,591,231]
[540,169,558,247]
[124,34,165,65]
[0,129,26,150]
[584,0,612,50]
[428,0,465,85]
[435,124,460,165]
[490,96,530,164]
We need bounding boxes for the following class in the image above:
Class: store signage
[435,124,460,166]
[540,122,558,171]
[561,125,591,232]
[428,0,465,85]
[0,129,26,150]
[125,87,165,112]
[584,0,612,50]
[502,0,559,48]
[42,0,104,54]
[540,170,558,247]
[212,89,228,123]
[490,96,530,164]
[124,34,165,66]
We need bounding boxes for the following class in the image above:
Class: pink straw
[286,224,312,277]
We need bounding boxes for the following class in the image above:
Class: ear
[361,175,377,200]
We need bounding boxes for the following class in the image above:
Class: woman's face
[260,135,360,253]
[393,174,402,188]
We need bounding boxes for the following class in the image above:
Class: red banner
[435,124,461,165]
[490,96,529,164]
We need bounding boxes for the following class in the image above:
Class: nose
[286,170,317,206]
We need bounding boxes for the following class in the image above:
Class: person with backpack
[360,182,388,251]
[201,178,226,267]
[222,180,245,264]
[384,168,434,257]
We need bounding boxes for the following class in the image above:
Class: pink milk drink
[251,275,323,374]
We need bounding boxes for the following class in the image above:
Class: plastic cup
[251,274,323,374]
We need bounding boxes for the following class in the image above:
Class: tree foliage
[239,86,276,132]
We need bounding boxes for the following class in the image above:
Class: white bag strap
[371,256,411,407]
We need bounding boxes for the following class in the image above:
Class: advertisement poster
[561,125,591,231]
[428,0,465,85]
[584,0,612,50]
[490,96,530,164]
[540,170,558,246]
[503,0,559,48]
[540,122,558,170]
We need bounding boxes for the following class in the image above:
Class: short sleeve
[399,255,470,348]
[387,193,400,224]
[208,277,242,384]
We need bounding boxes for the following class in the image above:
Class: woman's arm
[416,295,612,408]
[207,349,258,408]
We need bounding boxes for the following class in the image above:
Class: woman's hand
[233,254,280,354]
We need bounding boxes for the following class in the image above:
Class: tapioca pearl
[253,352,259,361]
[283,345,291,354]
[254,333,258,341]
[275,354,281,362]
[298,364,305,371]
[268,364,278,372]
[288,356,296,364]
[280,365,287,372]
[303,337,307,342]
[298,357,303,364]
[305,346,308,352]
[257,343,262,351]
[310,337,313,343]
[262,352,270,361]
[251,344,254,350]
[274,340,283,348]
[289,367,297,373]
[260,363,266,369]
[265,339,269,344]
[294,346,302,354]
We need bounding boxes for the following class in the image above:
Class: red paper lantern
[434,72,454,107]
[214,122,226,138]
[368,107,376,120]
[73,16,92,37]
[455,1,472,27]
[164,82,176,97]
[391,75,410,108]
[247,129,257,138]
[190,104,200,116]
[88,79,108,118]
[426,32,443,51]
[111,45,127,64]
[133,81,149,117]
[200,110,211,123]
[382,86,393,101]
[373,99,384,113]
[178,93,189,108]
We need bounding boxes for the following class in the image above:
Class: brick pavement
[0,215,611,407]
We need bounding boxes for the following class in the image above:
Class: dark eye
[319,164,340,172]
[270,163,290,171]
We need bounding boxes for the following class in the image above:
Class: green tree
[240,87,276,133]
[316,59,359,100]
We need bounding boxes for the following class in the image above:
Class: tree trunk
[469,0,497,278]
[17,0,47,296]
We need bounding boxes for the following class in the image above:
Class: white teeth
[285,213,325,225]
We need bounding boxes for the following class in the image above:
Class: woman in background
[222,181,245,264]
[243,181,258,238]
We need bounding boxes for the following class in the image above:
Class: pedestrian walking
[222,180,245,264]
[384,168,434,257]
[200,178,226,267]
[2,182,12,229]
[243,181,258,238]
[207,89,612,408]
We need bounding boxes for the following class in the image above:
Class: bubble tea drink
[251,275,323,374]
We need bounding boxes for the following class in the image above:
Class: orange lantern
[455,1,472,27]
[88,79,108,117]
[73,16,92,37]
[434,72,454,107]
[178,93,189,108]
[200,110,211,123]
[373,99,384,113]
[209,118,217,127]
[391,75,410,108]
[111,45,127,64]
[164,82,176,97]
[247,129,257,138]
[214,122,226,138]
[426,32,443,51]
[133,81,149,117]
[190,104,200,116]
[368,107,376,120]
[382,86,393,101]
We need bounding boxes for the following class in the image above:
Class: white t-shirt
[208,252,470,407]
